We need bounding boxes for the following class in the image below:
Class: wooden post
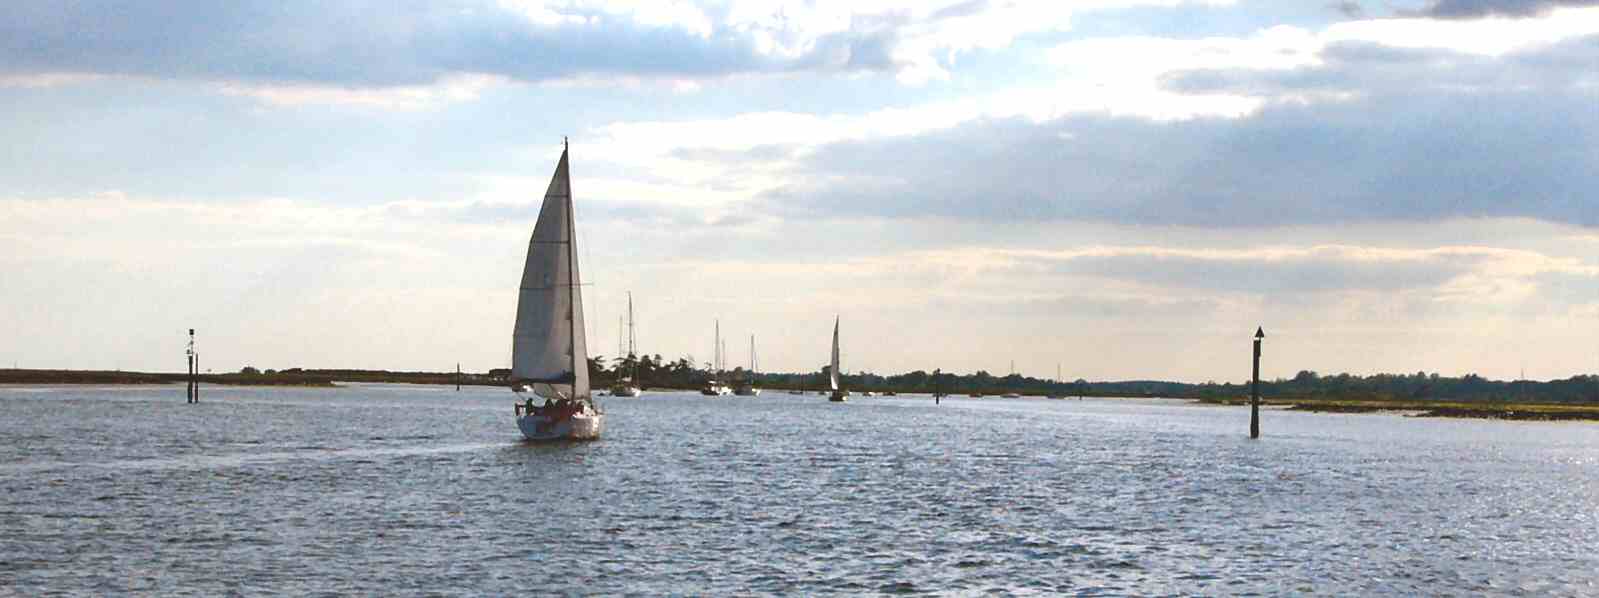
[456,363,461,391]
[1251,327,1264,439]
[193,351,199,403]
[186,354,195,403]
[186,328,196,404]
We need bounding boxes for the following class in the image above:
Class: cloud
[1416,0,1599,19]
[714,7,1599,229]
[0,0,1229,97]
[895,244,1599,299]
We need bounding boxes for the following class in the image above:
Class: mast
[627,291,637,381]
[564,137,579,399]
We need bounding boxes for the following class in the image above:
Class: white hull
[611,386,641,397]
[518,411,603,441]
[732,387,761,396]
[700,384,731,396]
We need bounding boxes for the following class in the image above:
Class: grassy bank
[1194,395,1599,421]
[0,369,336,387]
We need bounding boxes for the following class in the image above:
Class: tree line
[583,355,1599,403]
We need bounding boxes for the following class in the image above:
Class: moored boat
[701,319,732,396]
[732,335,761,396]
[828,317,848,402]
[608,292,643,398]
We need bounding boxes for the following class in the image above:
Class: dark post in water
[185,328,197,404]
[1250,326,1264,439]
[456,363,461,391]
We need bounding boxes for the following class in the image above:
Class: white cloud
[500,0,716,35]
[217,73,512,110]
[1326,6,1599,56]
[0,72,107,88]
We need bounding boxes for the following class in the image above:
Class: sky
[2,0,1597,382]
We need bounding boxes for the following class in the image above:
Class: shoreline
[1194,396,1599,421]
[8,368,1599,421]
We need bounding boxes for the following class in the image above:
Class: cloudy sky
[3,0,1597,382]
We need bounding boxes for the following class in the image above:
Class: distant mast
[627,291,637,381]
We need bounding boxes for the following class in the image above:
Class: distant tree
[240,366,261,375]
[264,369,277,375]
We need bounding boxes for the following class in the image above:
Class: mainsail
[511,147,589,400]
[829,317,840,391]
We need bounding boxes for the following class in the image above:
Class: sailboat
[732,335,761,396]
[828,316,849,402]
[609,292,642,397]
[1001,359,1022,398]
[1047,363,1065,399]
[700,319,731,396]
[510,140,604,441]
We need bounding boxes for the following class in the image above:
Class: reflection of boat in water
[828,317,849,402]
[732,335,761,396]
[511,140,603,441]
[609,292,642,398]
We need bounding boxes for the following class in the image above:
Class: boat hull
[829,390,849,402]
[732,388,761,396]
[611,386,641,397]
[517,412,603,441]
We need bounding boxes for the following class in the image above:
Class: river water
[2,384,1597,595]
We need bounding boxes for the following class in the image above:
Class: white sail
[829,317,840,391]
[511,148,589,400]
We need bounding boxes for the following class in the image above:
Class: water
[3,384,1598,595]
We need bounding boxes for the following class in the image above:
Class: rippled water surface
[4,384,1599,595]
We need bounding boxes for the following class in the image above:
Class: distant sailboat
[700,319,731,396]
[829,317,849,402]
[732,334,761,396]
[511,140,603,441]
[610,292,642,398]
[607,292,639,396]
[1001,360,1021,398]
[1047,363,1065,399]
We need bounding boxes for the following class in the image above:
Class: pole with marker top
[1251,326,1264,439]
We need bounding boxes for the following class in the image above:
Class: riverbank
[0,369,336,387]
[1195,396,1599,421]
